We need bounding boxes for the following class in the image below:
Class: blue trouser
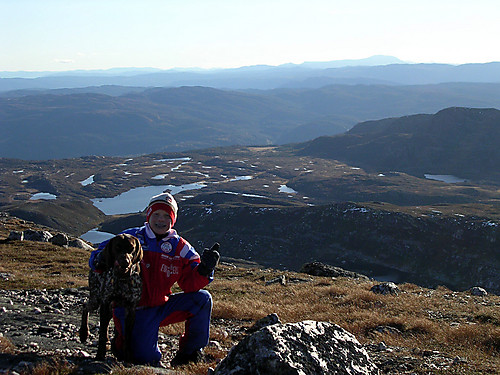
[113,290,212,365]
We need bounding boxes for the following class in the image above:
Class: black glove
[197,243,220,277]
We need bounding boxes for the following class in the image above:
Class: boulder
[300,262,369,280]
[50,233,69,247]
[370,282,400,295]
[8,231,24,241]
[214,320,378,375]
[23,230,53,242]
[69,238,94,251]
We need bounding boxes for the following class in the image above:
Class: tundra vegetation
[0,228,499,374]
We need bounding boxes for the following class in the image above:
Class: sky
[1,0,499,72]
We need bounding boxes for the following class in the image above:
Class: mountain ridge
[2,60,500,92]
[2,84,500,160]
[0,55,409,80]
[294,107,500,183]
[97,200,500,294]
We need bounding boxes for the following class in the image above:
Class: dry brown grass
[203,265,500,374]
[0,241,89,289]
[25,359,77,375]
[0,336,15,354]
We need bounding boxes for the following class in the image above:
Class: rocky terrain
[2,268,499,374]
[0,286,220,374]
[176,200,500,294]
[1,108,499,373]
[101,199,500,294]
[0,285,495,375]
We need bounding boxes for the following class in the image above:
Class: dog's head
[101,233,143,275]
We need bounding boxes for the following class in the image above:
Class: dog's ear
[100,236,117,270]
[130,236,143,265]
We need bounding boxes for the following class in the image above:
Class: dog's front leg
[96,301,112,360]
[123,306,136,363]
[79,303,90,343]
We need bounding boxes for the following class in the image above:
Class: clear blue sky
[1,0,499,72]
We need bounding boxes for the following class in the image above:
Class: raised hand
[197,243,220,277]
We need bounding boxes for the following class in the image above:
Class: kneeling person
[89,192,220,366]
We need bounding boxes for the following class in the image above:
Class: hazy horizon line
[5,55,500,76]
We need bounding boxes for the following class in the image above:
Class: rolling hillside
[2,84,500,159]
[294,107,500,183]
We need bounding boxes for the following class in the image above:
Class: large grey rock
[69,238,94,251]
[8,231,24,241]
[214,320,378,375]
[23,230,53,242]
[301,262,369,280]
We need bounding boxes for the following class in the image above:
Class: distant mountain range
[294,107,500,183]
[2,83,500,160]
[1,57,500,91]
[0,55,405,79]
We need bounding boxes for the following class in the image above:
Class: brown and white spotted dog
[79,233,143,362]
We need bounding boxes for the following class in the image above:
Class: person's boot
[170,349,203,367]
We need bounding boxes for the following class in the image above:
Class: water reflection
[279,185,297,194]
[30,192,57,200]
[91,182,207,215]
[81,229,115,244]
[424,174,466,183]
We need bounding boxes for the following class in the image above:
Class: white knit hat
[146,192,178,225]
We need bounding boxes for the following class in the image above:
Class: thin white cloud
[54,58,75,64]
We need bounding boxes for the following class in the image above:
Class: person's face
[148,209,172,235]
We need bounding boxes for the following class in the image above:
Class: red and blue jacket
[89,223,211,308]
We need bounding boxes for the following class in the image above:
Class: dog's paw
[79,326,89,343]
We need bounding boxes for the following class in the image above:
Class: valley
[0,143,499,294]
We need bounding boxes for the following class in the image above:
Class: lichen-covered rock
[214,320,378,375]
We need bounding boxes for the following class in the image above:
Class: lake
[91,182,207,215]
[80,228,116,244]
[82,182,207,243]
[424,174,467,183]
